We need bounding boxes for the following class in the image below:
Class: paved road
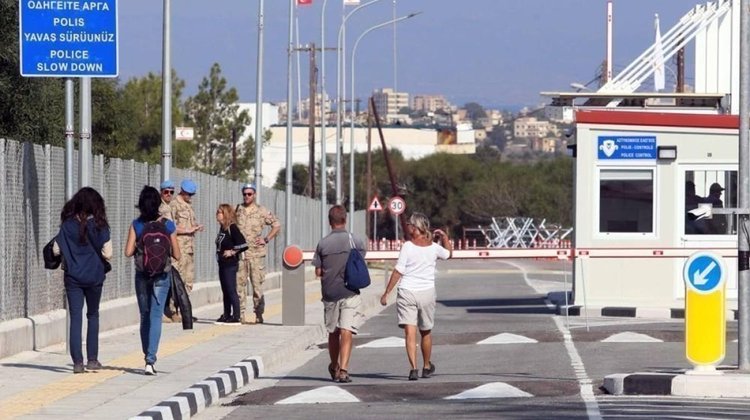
[197,259,750,419]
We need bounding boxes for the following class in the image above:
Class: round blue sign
[683,252,725,294]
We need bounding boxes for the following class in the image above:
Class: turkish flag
[297,0,312,5]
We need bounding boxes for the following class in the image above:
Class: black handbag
[42,238,62,270]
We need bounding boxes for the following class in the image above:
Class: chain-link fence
[0,138,365,322]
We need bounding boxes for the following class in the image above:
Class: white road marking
[356,336,405,348]
[601,332,663,343]
[275,386,360,404]
[477,333,538,345]
[554,317,602,420]
[444,382,532,399]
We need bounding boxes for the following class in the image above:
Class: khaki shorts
[397,288,436,331]
[324,294,364,334]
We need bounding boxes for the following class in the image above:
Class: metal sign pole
[79,77,91,188]
[739,0,750,371]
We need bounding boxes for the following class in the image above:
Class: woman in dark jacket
[124,186,181,375]
[54,187,112,374]
[215,204,248,324]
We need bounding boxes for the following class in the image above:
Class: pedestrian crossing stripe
[477,333,538,345]
[275,386,360,404]
[444,383,533,399]
[600,332,663,343]
[356,336,407,348]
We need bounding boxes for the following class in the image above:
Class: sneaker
[422,362,436,378]
[255,314,264,324]
[144,364,156,376]
[86,360,103,370]
[408,369,419,381]
[73,363,85,374]
[215,314,229,324]
[224,316,241,325]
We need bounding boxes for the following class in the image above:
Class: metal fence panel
[0,138,365,322]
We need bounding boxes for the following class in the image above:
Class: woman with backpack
[214,204,248,324]
[125,186,181,375]
[54,187,112,374]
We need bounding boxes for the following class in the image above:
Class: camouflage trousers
[168,252,194,315]
[237,255,266,320]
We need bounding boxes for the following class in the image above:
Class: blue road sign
[19,0,118,77]
[597,136,657,160]
[683,252,725,293]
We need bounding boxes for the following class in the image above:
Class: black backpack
[135,220,171,277]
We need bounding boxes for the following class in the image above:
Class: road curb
[603,370,750,397]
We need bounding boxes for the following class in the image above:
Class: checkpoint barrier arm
[301,247,739,262]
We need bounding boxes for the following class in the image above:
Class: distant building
[412,94,450,113]
[513,116,561,139]
[237,102,280,143]
[372,88,409,123]
[261,125,475,187]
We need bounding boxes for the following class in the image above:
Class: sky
[118,0,704,110]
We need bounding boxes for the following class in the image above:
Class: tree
[274,163,309,195]
[463,102,487,120]
[184,63,250,178]
[0,2,65,145]
[119,71,186,165]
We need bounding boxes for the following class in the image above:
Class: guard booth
[569,110,740,311]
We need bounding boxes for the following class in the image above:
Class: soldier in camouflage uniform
[158,180,175,221]
[236,183,281,324]
[170,179,204,299]
[158,180,176,321]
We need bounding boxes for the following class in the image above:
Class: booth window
[685,170,737,235]
[599,169,653,233]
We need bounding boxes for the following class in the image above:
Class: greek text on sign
[683,251,726,294]
[597,136,656,160]
[20,0,119,77]
[389,196,406,215]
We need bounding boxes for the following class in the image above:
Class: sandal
[328,363,338,380]
[337,369,352,383]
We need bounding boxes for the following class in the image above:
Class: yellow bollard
[683,252,726,370]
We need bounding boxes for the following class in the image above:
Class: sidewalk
[0,278,387,419]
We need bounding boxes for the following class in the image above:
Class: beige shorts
[397,288,436,331]
[324,294,364,334]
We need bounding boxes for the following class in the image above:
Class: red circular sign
[389,196,406,215]
[283,245,304,268]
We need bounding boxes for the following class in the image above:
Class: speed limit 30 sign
[389,196,406,215]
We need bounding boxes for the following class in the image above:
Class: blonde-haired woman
[380,212,452,381]
[214,204,248,324]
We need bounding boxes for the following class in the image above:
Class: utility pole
[308,43,317,198]
[292,43,337,198]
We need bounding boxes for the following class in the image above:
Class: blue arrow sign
[683,252,725,293]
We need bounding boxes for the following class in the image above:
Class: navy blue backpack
[344,234,370,292]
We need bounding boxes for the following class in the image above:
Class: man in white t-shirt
[380,212,452,381]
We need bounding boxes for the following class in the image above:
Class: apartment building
[412,94,450,113]
[513,116,561,138]
[372,88,409,123]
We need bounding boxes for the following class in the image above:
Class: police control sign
[19,0,118,77]
[597,136,656,160]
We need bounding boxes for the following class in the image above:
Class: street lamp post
[285,0,294,246]
[161,0,172,183]
[255,0,265,202]
[320,0,329,235]
[336,0,386,205]
[349,12,420,232]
